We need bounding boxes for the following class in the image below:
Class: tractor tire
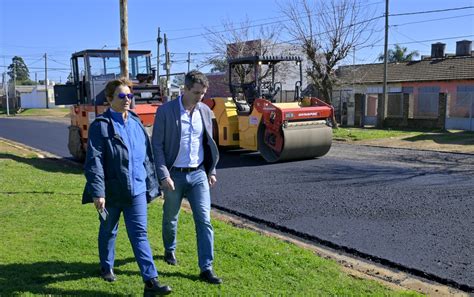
[68,125,86,162]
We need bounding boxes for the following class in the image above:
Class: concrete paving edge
[0,137,468,296]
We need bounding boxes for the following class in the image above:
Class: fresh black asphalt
[1,117,473,291]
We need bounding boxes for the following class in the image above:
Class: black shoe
[164,251,177,266]
[199,269,222,284]
[100,268,117,282]
[144,278,172,296]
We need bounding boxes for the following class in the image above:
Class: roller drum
[258,122,332,162]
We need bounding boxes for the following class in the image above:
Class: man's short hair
[184,70,209,90]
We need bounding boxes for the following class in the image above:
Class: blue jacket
[151,99,219,181]
[82,109,160,206]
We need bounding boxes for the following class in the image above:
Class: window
[414,87,439,119]
[387,93,403,117]
[449,86,474,118]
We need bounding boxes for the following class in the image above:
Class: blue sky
[1,0,473,83]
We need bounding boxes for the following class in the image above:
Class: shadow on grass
[0,259,132,296]
[0,258,199,296]
[0,153,83,174]
[403,131,474,145]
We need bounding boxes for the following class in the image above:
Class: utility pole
[44,53,49,108]
[3,72,9,116]
[119,0,129,78]
[157,27,162,85]
[187,52,191,72]
[13,62,16,110]
[164,33,171,98]
[378,0,389,128]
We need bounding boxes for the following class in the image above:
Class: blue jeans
[98,192,158,282]
[162,168,214,272]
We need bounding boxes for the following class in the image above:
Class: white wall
[20,86,58,108]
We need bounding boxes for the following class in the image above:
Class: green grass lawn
[0,143,420,296]
[332,127,423,141]
[0,108,11,115]
[333,127,474,146]
[16,108,70,117]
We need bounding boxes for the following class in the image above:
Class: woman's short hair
[104,77,133,100]
[184,70,209,90]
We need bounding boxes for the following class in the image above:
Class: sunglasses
[117,92,134,100]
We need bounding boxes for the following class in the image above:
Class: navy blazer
[151,98,219,181]
[82,109,160,206]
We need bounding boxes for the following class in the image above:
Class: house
[20,85,58,108]
[335,40,474,131]
[205,72,231,98]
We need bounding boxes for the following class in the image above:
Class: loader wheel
[68,125,86,162]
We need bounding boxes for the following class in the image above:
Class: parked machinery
[54,49,162,161]
[203,55,333,162]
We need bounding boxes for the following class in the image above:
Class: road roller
[203,55,333,162]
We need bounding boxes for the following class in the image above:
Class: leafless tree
[280,0,379,109]
[204,17,282,85]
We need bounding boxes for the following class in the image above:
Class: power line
[381,34,474,47]
[0,65,69,70]
[390,6,474,17]
[48,57,70,67]
[391,13,474,28]
[391,27,430,48]
[166,11,474,57]
[130,1,385,44]
[166,5,473,42]
[160,1,384,33]
[25,57,45,67]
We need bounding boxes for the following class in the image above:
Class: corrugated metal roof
[337,56,474,84]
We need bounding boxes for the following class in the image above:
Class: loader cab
[54,49,160,106]
[228,55,303,115]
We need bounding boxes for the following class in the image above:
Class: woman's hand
[93,197,106,210]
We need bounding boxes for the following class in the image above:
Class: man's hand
[161,177,175,191]
[209,175,217,187]
[93,197,105,210]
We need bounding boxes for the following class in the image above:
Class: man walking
[151,70,221,284]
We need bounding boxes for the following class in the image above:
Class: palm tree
[378,44,419,62]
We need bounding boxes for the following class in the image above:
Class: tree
[7,56,31,82]
[378,44,419,63]
[204,17,282,84]
[208,58,227,73]
[280,0,378,123]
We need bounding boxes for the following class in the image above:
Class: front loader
[203,55,333,162]
[54,49,162,161]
